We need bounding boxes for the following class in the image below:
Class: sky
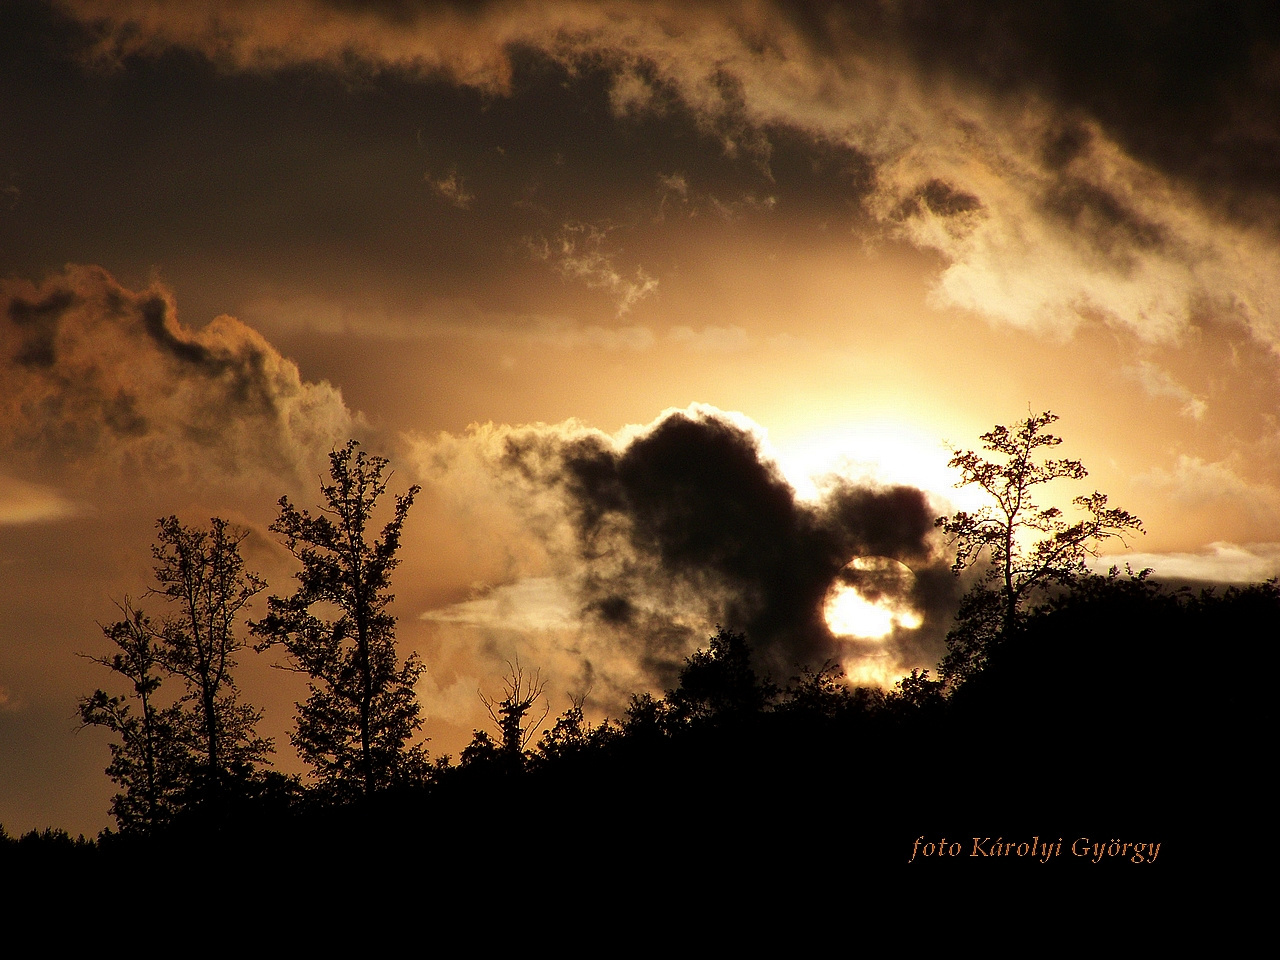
[4,0,1280,836]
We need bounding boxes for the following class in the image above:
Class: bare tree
[478,658,549,771]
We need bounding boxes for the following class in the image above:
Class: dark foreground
[6,575,1251,916]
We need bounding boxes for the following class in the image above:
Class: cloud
[411,405,954,707]
[53,0,1280,352]
[667,325,750,352]
[652,171,776,224]
[707,191,778,221]
[527,222,658,316]
[242,292,754,356]
[1125,360,1208,420]
[421,576,577,631]
[241,291,657,351]
[1137,454,1280,525]
[0,474,85,525]
[1103,541,1280,584]
[608,62,660,117]
[0,265,359,489]
[426,167,474,209]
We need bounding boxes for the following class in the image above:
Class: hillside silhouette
[6,570,1237,907]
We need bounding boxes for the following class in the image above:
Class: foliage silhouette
[535,691,617,766]
[942,567,1254,826]
[77,601,189,833]
[253,441,428,799]
[49,565,1240,899]
[151,516,272,798]
[620,690,674,743]
[667,625,778,726]
[79,518,271,831]
[59,496,1242,897]
[935,410,1143,684]
[776,662,850,718]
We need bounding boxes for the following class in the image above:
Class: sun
[822,556,924,640]
[825,587,897,638]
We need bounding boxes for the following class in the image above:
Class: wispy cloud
[0,474,85,525]
[667,324,750,352]
[653,171,775,223]
[1137,455,1280,526]
[1100,541,1280,584]
[1126,360,1208,420]
[242,292,657,351]
[527,222,658,316]
[426,167,473,209]
[421,577,577,631]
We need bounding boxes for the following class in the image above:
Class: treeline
[2,413,1250,887]
[5,571,1255,886]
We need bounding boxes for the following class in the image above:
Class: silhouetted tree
[883,668,946,719]
[935,583,1005,684]
[776,661,856,720]
[668,626,777,726]
[253,441,427,798]
[458,729,500,768]
[77,600,189,833]
[152,516,271,797]
[535,691,614,765]
[477,658,549,773]
[935,411,1143,683]
[79,518,271,829]
[621,691,673,743]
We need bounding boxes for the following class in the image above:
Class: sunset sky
[5,0,1280,836]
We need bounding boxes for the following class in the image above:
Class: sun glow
[822,557,924,640]
[768,418,986,512]
[841,653,910,690]
[826,589,896,638]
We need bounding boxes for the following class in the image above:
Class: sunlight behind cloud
[825,588,895,638]
[770,419,981,512]
[823,557,924,640]
[841,651,909,690]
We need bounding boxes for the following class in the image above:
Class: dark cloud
[879,0,1280,210]
[39,0,1280,215]
[498,408,952,685]
[33,0,1280,348]
[1041,177,1167,260]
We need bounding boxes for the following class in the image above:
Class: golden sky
[5,0,1280,835]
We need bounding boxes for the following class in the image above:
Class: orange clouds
[1,265,358,489]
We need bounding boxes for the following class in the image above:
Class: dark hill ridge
[8,573,1245,903]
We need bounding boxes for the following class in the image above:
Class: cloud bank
[51,0,1280,352]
